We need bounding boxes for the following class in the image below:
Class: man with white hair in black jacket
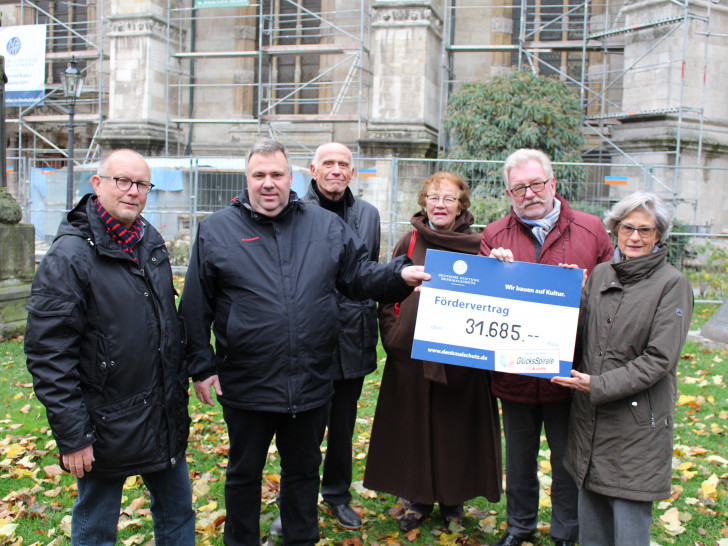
[270,142,380,536]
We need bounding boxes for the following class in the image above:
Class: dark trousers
[501,399,578,541]
[321,376,364,505]
[222,404,329,546]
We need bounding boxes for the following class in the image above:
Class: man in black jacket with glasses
[25,149,194,546]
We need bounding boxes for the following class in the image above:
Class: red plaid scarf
[93,197,144,261]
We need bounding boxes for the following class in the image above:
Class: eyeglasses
[99,175,155,195]
[509,180,549,197]
[617,223,657,238]
[426,194,458,206]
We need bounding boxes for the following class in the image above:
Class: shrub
[443,70,586,201]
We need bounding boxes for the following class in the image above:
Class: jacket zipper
[142,243,178,464]
[646,389,655,428]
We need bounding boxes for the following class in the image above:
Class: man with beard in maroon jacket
[481,149,613,546]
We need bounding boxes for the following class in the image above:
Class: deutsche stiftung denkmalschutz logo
[452,259,468,276]
[6,37,21,56]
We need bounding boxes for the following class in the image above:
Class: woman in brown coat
[363,171,502,531]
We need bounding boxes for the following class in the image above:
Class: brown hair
[417,171,471,211]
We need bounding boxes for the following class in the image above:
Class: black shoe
[399,510,426,532]
[326,502,362,530]
[269,515,282,537]
[493,533,530,546]
[552,541,576,546]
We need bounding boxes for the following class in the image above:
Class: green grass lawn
[1,303,727,545]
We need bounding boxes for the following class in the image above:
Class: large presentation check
[411,249,583,379]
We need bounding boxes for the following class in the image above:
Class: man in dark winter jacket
[25,149,195,545]
[180,139,428,546]
[481,149,613,546]
[270,142,379,536]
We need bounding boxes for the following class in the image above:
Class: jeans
[321,376,364,505]
[222,404,329,546]
[71,460,195,546]
[578,488,653,545]
[501,399,579,541]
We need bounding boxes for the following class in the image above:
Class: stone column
[0,189,34,340]
[360,0,443,240]
[360,0,442,159]
[97,0,183,155]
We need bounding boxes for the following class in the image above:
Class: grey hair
[604,191,672,244]
[98,148,147,176]
[311,142,354,169]
[503,149,554,188]
[246,139,291,174]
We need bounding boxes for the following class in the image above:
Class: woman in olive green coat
[553,191,693,546]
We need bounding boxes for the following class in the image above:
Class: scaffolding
[7,0,106,163]
[165,0,370,158]
[438,0,715,209]
[6,1,715,172]
[3,0,724,230]
[162,1,719,194]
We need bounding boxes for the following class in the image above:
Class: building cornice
[106,13,184,42]
[372,3,443,34]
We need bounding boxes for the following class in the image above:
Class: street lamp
[63,56,84,210]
